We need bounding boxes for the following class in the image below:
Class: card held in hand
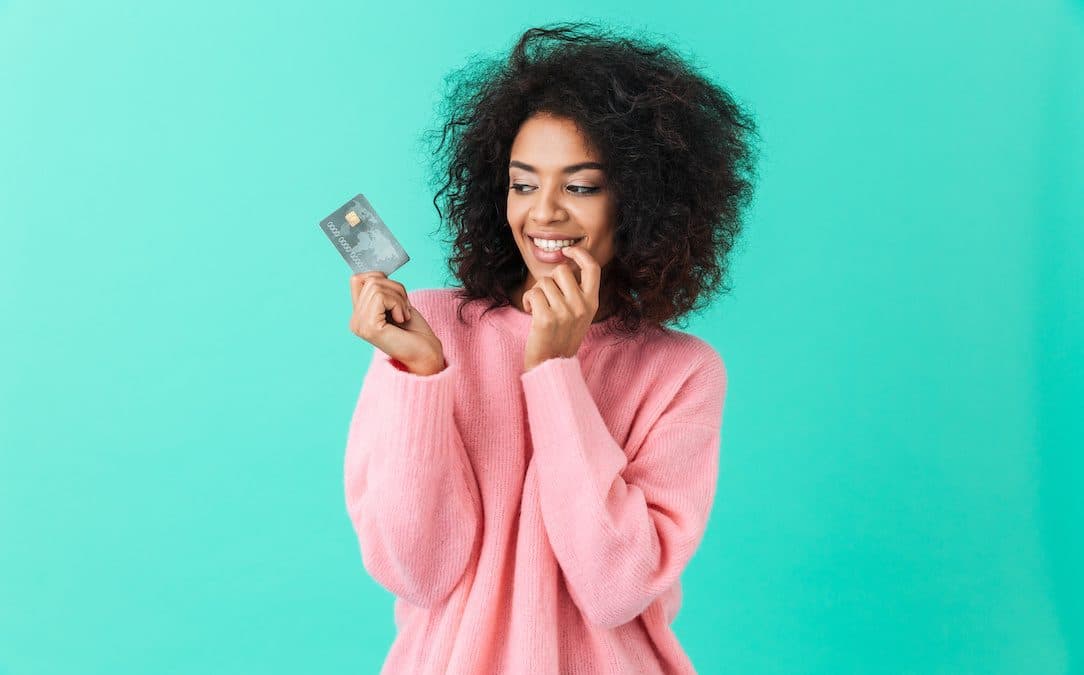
[318,193,410,275]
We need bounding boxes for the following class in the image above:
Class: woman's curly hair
[420,21,760,339]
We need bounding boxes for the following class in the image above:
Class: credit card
[318,193,410,275]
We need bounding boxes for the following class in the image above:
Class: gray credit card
[318,193,410,275]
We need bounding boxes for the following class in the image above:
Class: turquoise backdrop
[2,1,1081,673]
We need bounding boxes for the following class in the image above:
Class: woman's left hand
[523,245,601,372]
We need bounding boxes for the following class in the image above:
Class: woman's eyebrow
[509,160,605,173]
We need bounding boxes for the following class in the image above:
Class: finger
[524,280,541,313]
[536,277,568,319]
[361,285,388,330]
[382,281,412,321]
[362,285,400,328]
[350,271,386,305]
[559,246,600,305]
[380,288,409,324]
[383,286,411,322]
[356,277,411,322]
[350,274,366,305]
[550,265,589,316]
[525,286,549,315]
[354,276,385,312]
[355,274,374,311]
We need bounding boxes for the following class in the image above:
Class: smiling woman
[422,21,760,339]
[505,114,619,317]
[344,20,760,675]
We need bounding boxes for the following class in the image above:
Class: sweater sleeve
[343,351,482,609]
[520,349,726,629]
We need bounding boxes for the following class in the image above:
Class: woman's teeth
[531,237,583,251]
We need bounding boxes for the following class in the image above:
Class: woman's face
[506,113,617,309]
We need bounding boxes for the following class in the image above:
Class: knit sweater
[343,287,727,674]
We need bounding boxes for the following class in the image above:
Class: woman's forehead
[511,114,601,160]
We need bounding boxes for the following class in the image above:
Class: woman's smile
[527,235,588,264]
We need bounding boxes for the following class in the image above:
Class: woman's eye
[509,183,599,195]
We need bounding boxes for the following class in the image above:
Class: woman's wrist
[405,353,446,375]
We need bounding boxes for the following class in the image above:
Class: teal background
[1,1,1081,673]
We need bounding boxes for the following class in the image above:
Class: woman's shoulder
[638,325,726,381]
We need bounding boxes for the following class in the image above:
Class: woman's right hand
[349,272,445,373]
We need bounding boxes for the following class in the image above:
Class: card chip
[345,210,361,226]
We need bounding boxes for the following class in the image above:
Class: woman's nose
[529,185,566,223]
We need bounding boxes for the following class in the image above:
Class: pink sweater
[344,287,727,674]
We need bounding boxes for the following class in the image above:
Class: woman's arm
[344,352,482,609]
[520,347,726,629]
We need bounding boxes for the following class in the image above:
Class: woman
[344,22,759,674]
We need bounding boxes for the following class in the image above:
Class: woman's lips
[528,236,585,264]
